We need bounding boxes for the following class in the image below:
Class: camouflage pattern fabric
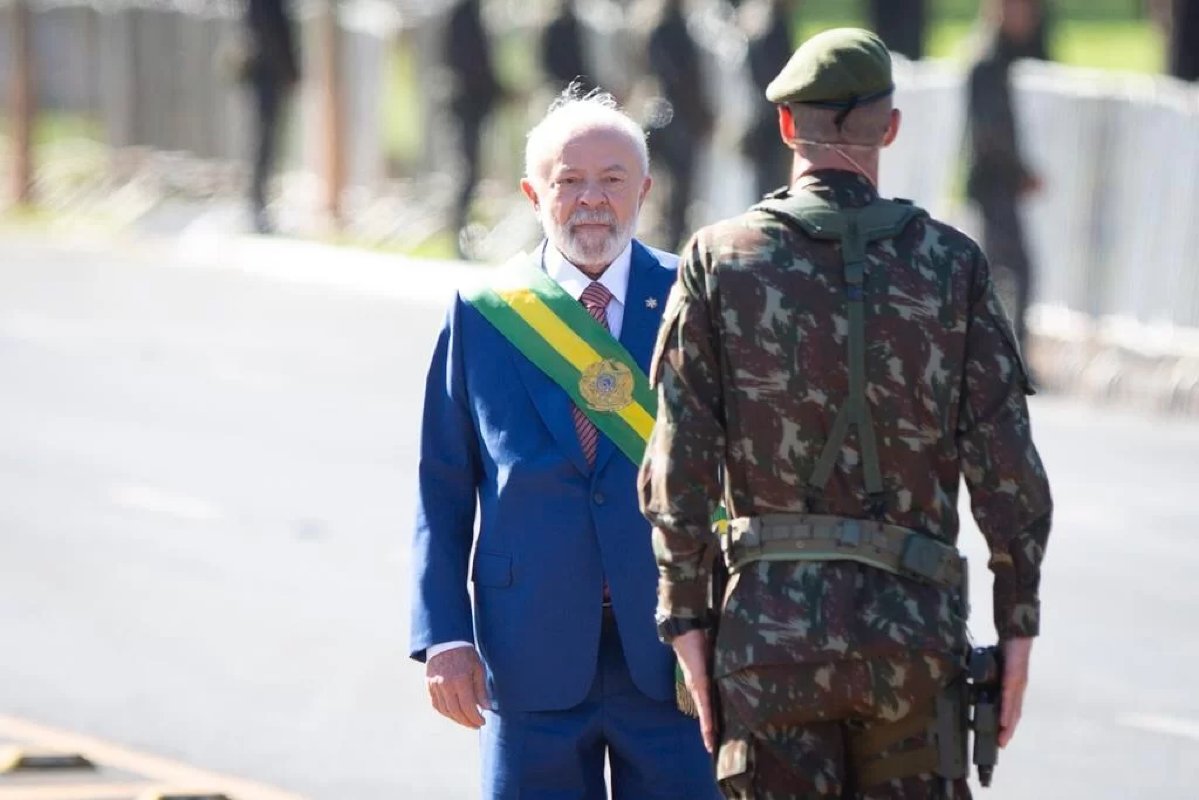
[717,654,969,798]
[638,168,1052,793]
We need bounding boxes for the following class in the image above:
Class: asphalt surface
[1,237,1197,799]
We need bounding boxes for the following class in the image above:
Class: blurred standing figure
[1168,0,1199,80]
[867,0,926,60]
[741,0,796,198]
[966,0,1045,360]
[243,0,300,234]
[445,0,503,254]
[647,0,714,251]
[541,0,592,93]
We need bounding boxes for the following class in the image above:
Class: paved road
[1,237,1197,799]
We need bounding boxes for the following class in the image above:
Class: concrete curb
[9,226,1199,417]
[172,230,489,308]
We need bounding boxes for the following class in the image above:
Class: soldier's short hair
[524,83,650,183]
[787,96,894,149]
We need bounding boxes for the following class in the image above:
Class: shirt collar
[543,241,632,307]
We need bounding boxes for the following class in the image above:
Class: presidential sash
[465,253,724,721]
[463,254,657,467]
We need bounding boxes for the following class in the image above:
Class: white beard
[541,206,636,269]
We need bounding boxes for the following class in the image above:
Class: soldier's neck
[792,150,879,188]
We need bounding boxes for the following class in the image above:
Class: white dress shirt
[543,241,632,338]
[426,242,635,662]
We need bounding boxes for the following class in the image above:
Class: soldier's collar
[792,169,879,207]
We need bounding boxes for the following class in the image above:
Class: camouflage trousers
[715,654,972,800]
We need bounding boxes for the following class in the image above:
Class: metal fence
[2,2,1198,334]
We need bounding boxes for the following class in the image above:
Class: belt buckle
[837,520,862,548]
[900,534,949,585]
[741,517,763,548]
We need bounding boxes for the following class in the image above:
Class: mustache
[568,209,617,227]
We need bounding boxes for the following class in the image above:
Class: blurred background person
[645,0,713,251]
[242,0,301,234]
[541,0,593,94]
[740,0,796,199]
[867,0,926,60]
[1168,0,1199,80]
[965,0,1047,362]
[444,0,504,256]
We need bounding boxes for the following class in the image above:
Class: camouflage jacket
[639,170,1052,674]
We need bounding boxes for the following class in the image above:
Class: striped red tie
[573,281,613,467]
[576,281,614,606]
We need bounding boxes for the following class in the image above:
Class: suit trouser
[716,655,972,800]
[480,609,720,800]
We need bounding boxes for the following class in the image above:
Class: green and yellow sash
[466,253,726,720]
[464,255,657,466]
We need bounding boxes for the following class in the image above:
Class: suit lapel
[593,241,671,475]
[508,242,590,475]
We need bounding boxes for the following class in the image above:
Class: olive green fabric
[753,190,925,508]
[765,27,893,106]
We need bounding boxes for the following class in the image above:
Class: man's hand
[426,646,490,729]
[673,629,716,753]
[998,637,1034,748]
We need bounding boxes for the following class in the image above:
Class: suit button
[593,492,606,506]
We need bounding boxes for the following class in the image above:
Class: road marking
[0,783,153,799]
[110,485,223,522]
[0,714,305,800]
[1120,713,1199,743]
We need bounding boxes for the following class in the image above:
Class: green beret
[765,27,893,107]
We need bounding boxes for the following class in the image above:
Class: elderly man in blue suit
[410,85,719,799]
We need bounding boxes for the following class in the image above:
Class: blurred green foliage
[798,0,1164,72]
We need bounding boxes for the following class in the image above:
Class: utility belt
[722,513,1000,788]
[723,513,963,591]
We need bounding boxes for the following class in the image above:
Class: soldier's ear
[777,104,797,147]
[520,178,540,210]
[882,108,902,148]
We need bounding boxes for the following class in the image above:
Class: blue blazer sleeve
[409,295,481,662]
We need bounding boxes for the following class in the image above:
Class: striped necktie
[573,280,613,466]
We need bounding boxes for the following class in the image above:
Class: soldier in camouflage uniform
[639,28,1052,799]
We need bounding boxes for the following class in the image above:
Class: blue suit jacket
[410,241,678,712]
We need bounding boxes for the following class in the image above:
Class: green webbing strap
[753,192,925,507]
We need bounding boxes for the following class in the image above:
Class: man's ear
[639,174,653,205]
[882,108,901,148]
[777,104,797,146]
[520,178,539,209]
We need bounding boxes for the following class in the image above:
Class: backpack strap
[753,191,926,513]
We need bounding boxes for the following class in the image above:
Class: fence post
[8,0,34,206]
[318,0,344,225]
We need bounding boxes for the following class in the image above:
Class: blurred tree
[314,0,344,227]
[8,0,34,206]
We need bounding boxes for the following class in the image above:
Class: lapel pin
[645,297,659,310]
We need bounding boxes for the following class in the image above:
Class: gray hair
[524,84,650,184]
